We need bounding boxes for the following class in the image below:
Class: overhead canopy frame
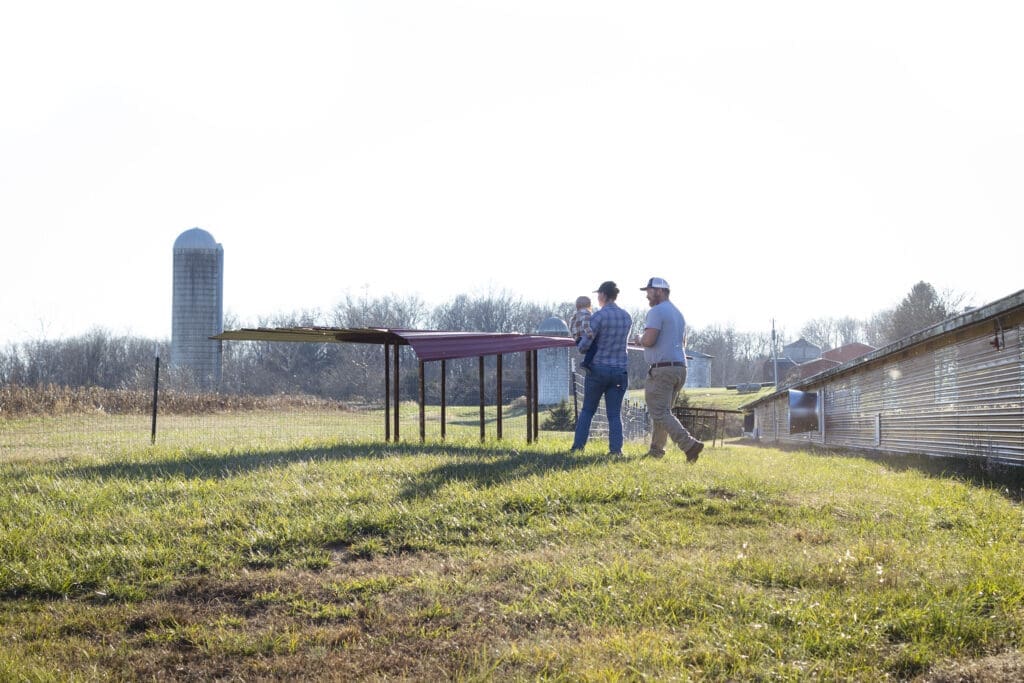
[212,327,576,443]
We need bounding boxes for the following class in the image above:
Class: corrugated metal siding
[824,369,883,449]
[752,318,1024,465]
[878,347,950,455]
[752,402,780,442]
[873,327,1022,459]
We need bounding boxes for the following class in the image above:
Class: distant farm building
[763,357,798,384]
[684,350,712,388]
[743,289,1024,466]
[795,343,876,381]
[764,340,875,385]
[784,338,822,363]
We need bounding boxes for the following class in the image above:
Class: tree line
[0,282,966,402]
[693,282,967,387]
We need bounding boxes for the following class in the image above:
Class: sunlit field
[2,408,1022,680]
[1,403,556,462]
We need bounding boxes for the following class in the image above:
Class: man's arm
[637,327,659,348]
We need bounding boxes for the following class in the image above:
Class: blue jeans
[572,364,629,453]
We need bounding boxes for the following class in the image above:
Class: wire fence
[0,360,572,459]
[2,342,737,458]
[569,369,651,443]
[2,353,669,460]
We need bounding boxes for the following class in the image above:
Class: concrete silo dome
[538,316,569,336]
[174,227,219,250]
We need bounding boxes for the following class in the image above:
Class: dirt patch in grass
[918,651,1024,683]
[11,553,552,681]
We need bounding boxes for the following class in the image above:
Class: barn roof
[212,327,577,362]
[741,287,1024,410]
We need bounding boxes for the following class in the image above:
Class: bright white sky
[2,1,1022,347]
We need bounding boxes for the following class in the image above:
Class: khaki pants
[645,365,698,454]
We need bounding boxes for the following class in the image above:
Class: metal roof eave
[211,327,577,362]
[740,288,1024,411]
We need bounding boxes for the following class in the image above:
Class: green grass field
[682,385,775,411]
[1,410,1023,680]
[0,403,555,461]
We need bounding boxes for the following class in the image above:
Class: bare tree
[799,316,866,351]
[0,330,155,389]
[799,318,839,351]
[835,316,863,347]
[430,291,560,334]
[864,308,895,348]
[688,324,771,387]
[4,282,975,397]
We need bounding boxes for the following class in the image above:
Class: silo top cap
[538,316,570,334]
[174,227,219,250]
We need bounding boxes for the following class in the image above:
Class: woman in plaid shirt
[570,281,632,455]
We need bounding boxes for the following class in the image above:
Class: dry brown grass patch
[917,651,1024,683]
[0,383,353,417]
[8,554,554,680]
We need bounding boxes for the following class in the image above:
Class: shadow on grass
[395,449,604,500]
[737,438,1024,502]
[59,439,606,491]
[869,451,1024,501]
[443,404,530,429]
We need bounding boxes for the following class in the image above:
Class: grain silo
[171,227,223,388]
[537,316,570,405]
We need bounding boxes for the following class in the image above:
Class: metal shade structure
[212,327,577,443]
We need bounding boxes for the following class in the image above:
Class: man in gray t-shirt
[635,277,704,462]
[642,296,687,367]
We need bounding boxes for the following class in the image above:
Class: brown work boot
[684,441,704,463]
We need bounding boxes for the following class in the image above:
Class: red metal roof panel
[212,327,576,361]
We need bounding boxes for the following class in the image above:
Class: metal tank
[537,316,570,405]
[171,227,224,388]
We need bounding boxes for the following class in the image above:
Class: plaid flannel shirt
[576,302,631,368]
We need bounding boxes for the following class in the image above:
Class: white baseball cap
[640,277,670,290]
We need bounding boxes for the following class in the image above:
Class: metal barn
[743,289,1024,466]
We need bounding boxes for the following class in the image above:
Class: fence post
[384,343,390,442]
[479,356,486,442]
[496,354,503,441]
[151,351,160,445]
[532,350,539,438]
[441,359,447,441]
[418,360,425,443]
